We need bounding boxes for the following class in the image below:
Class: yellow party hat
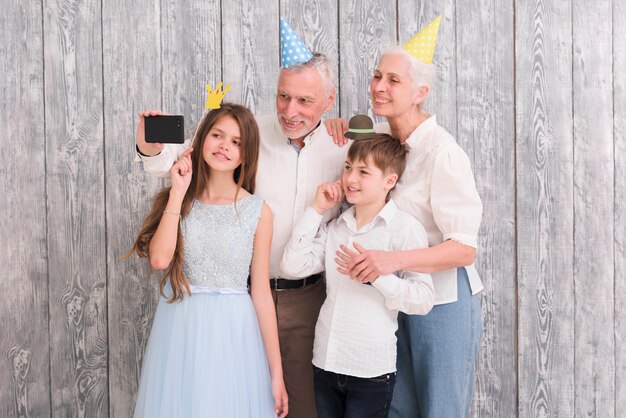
[402,16,441,64]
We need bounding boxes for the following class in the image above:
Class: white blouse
[377,115,484,305]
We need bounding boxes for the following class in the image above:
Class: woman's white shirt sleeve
[372,213,434,315]
[429,144,482,248]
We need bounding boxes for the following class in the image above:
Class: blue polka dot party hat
[279,18,314,68]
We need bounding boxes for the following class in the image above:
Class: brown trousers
[272,278,326,418]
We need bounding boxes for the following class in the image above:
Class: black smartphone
[144,115,185,143]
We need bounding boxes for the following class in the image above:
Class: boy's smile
[342,157,395,207]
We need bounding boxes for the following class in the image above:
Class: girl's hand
[136,110,166,156]
[272,377,288,418]
[169,148,193,198]
[324,118,349,146]
[336,242,395,283]
[312,181,343,214]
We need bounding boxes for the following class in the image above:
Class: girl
[129,103,288,418]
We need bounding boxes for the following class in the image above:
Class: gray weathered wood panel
[222,0,279,116]
[399,1,457,136]
[572,1,615,416]
[455,1,517,416]
[161,0,222,128]
[516,0,575,416]
[43,0,108,416]
[281,0,339,118]
[615,0,626,414]
[0,1,50,417]
[338,0,396,118]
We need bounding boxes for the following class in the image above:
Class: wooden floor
[1,0,623,417]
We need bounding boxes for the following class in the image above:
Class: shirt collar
[338,199,399,232]
[376,199,399,224]
[404,114,438,153]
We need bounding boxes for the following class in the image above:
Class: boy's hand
[169,148,193,199]
[136,110,166,156]
[312,181,343,214]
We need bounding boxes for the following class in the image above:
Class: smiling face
[370,53,426,119]
[275,66,335,141]
[202,115,242,172]
[342,157,398,207]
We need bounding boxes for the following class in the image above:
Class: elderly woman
[329,46,483,418]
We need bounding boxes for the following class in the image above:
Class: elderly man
[135,49,345,418]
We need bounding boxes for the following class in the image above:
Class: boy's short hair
[347,134,408,180]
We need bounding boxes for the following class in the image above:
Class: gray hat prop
[344,114,378,140]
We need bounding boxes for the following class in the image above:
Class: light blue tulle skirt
[133,286,276,418]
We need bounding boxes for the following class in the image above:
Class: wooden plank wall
[615,1,626,415]
[0,1,49,417]
[572,1,614,415]
[0,1,622,417]
[44,1,108,416]
[516,1,575,415]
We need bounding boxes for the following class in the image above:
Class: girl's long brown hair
[128,103,260,302]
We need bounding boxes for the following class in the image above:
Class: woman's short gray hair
[380,46,436,92]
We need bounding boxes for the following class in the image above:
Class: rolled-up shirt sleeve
[134,140,190,178]
[429,144,482,248]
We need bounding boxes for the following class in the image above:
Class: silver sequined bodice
[182,195,264,289]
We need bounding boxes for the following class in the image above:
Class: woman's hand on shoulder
[169,147,193,199]
[324,117,349,146]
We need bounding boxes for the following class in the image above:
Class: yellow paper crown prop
[402,16,441,64]
[205,82,231,109]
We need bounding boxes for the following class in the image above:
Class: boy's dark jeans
[313,365,396,418]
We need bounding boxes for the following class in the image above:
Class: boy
[281,116,434,418]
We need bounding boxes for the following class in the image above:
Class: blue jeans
[390,268,482,418]
[314,366,396,418]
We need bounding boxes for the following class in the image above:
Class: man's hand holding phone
[136,110,185,156]
[136,110,166,157]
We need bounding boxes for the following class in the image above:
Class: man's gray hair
[283,52,337,97]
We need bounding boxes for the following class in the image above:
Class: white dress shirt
[137,114,347,279]
[281,200,434,378]
[376,115,484,305]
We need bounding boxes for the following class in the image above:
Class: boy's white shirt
[280,199,434,378]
